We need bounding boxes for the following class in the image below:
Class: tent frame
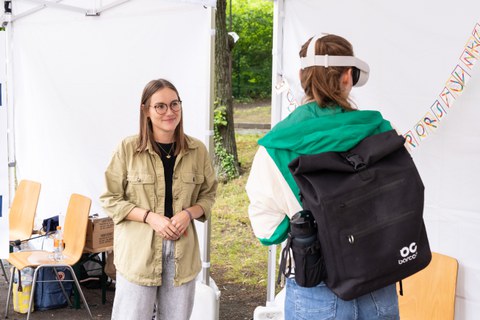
[265,0,285,307]
[9,0,131,18]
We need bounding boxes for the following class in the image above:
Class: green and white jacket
[246,102,392,246]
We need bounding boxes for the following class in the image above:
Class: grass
[210,133,270,286]
[234,105,271,124]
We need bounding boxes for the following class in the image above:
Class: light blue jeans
[112,240,196,320]
[285,278,399,320]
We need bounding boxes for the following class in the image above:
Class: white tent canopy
[258,0,480,319]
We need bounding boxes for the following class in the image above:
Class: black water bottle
[290,210,324,287]
[290,210,317,246]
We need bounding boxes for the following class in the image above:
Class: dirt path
[214,267,267,320]
[0,271,267,320]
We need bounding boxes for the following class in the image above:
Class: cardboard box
[85,217,114,250]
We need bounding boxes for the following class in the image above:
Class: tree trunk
[214,0,240,180]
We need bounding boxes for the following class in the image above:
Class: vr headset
[300,34,370,87]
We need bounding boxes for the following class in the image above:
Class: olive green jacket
[100,134,217,286]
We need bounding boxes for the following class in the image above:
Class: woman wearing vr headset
[246,34,399,319]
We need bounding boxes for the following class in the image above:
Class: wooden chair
[397,252,458,320]
[8,180,41,243]
[4,193,93,320]
[1,180,41,283]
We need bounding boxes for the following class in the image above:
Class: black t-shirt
[156,142,176,218]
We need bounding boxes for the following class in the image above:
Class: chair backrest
[397,252,458,320]
[63,193,91,264]
[9,180,41,241]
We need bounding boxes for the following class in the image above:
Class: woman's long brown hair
[299,34,357,111]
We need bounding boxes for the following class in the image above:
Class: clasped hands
[146,210,191,240]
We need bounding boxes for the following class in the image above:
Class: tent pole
[24,0,86,14]
[265,0,286,307]
[266,245,277,305]
[96,0,130,15]
[270,0,285,126]
[4,9,17,205]
[201,6,216,287]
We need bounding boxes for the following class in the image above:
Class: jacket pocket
[181,173,204,184]
[181,172,205,203]
[126,173,155,204]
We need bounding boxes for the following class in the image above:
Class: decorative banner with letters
[274,77,300,112]
[403,22,480,150]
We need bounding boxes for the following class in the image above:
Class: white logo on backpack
[398,242,417,264]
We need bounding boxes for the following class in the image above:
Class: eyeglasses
[151,100,182,115]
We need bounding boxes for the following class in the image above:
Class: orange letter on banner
[447,74,464,95]
[423,112,438,131]
[460,49,478,69]
[473,23,480,41]
[466,36,480,57]
[430,100,447,121]
[404,131,418,150]
[452,64,470,86]
[415,122,429,140]
[440,87,456,108]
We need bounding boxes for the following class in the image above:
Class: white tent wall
[263,0,480,318]
[0,30,8,259]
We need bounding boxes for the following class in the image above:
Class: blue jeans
[112,240,195,320]
[285,278,399,320]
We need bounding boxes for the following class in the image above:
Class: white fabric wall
[274,0,480,318]
[9,0,213,225]
[0,30,8,258]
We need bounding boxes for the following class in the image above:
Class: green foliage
[214,104,237,181]
[211,133,270,286]
[230,0,273,100]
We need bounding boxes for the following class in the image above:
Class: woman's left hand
[170,210,191,238]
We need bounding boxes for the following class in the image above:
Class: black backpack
[287,129,431,300]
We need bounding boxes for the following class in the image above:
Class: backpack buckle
[345,153,366,171]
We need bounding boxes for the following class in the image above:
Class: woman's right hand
[146,213,180,240]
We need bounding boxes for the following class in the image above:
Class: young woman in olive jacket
[101,79,217,320]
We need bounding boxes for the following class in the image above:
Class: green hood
[259,102,392,204]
